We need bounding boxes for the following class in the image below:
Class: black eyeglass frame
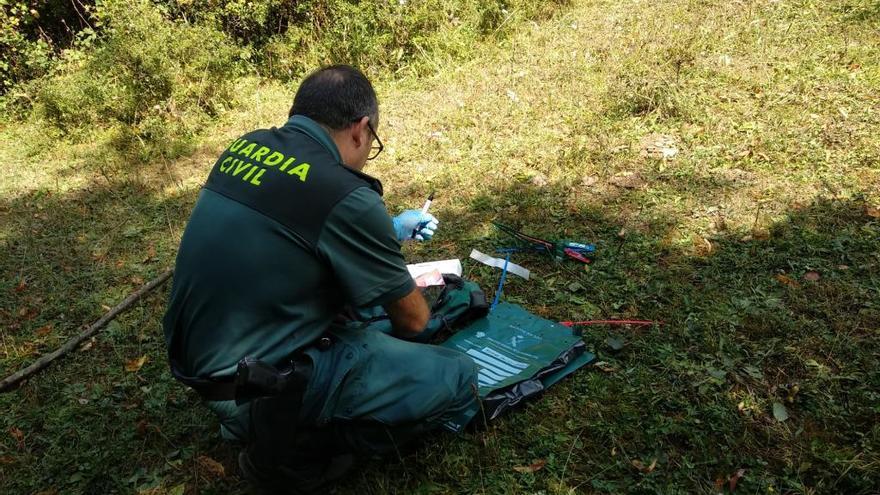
[365,119,384,160]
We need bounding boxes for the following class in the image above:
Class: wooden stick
[0,269,174,393]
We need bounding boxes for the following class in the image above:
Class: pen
[420,192,434,214]
[412,192,435,239]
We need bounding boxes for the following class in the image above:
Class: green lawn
[1,0,879,493]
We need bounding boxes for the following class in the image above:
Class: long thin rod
[0,269,174,393]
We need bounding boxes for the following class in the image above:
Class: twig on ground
[560,427,585,485]
[0,269,174,393]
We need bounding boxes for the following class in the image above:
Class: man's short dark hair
[289,65,378,130]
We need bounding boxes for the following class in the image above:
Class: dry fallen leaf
[34,325,53,337]
[775,274,800,288]
[79,337,96,352]
[513,459,546,473]
[142,244,157,263]
[751,228,770,241]
[14,279,27,293]
[18,307,38,320]
[694,237,714,256]
[716,167,755,184]
[729,468,746,491]
[135,419,161,437]
[866,206,880,218]
[640,134,679,160]
[593,361,618,373]
[610,171,646,189]
[631,458,657,473]
[803,271,821,282]
[529,174,548,187]
[124,355,149,372]
[136,419,149,437]
[581,175,599,187]
[9,427,25,449]
[197,455,226,478]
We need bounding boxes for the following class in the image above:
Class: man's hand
[383,287,429,338]
[392,210,439,242]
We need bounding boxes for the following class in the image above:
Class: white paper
[468,249,530,280]
[406,258,462,279]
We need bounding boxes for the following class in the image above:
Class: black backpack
[344,274,489,343]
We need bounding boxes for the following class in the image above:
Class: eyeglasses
[366,120,384,160]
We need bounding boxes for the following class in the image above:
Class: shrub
[8,0,567,163]
[0,2,55,93]
[32,0,239,158]
[262,0,567,81]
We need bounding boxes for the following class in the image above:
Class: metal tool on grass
[492,222,595,263]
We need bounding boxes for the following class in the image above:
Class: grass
[1,0,879,493]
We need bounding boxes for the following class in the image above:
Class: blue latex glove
[391,210,439,242]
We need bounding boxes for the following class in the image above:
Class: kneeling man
[163,65,478,493]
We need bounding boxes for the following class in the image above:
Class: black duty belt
[170,354,312,403]
[168,330,335,402]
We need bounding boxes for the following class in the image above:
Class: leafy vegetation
[34,1,241,162]
[1,0,879,494]
[2,0,564,164]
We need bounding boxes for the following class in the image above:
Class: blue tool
[490,253,511,311]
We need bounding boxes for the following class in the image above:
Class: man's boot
[238,448,354,495]
[239,424,355,495]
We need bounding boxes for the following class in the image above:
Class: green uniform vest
[204,124,383,249]
[164,116,414,379]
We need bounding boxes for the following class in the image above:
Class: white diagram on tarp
[467,347,529,387]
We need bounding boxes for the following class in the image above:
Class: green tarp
[440,302,595,431]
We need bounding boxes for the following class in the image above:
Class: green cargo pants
[208,321,480,458]
[299,324,480,454]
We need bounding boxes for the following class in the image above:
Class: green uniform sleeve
[316,187,415,307]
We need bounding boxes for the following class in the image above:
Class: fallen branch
[0,269,174,393]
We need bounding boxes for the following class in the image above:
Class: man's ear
[351,116,370,148]
[349,116,370,148]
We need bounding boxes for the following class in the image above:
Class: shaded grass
[2,0,880,493]
[3,185,877,494]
